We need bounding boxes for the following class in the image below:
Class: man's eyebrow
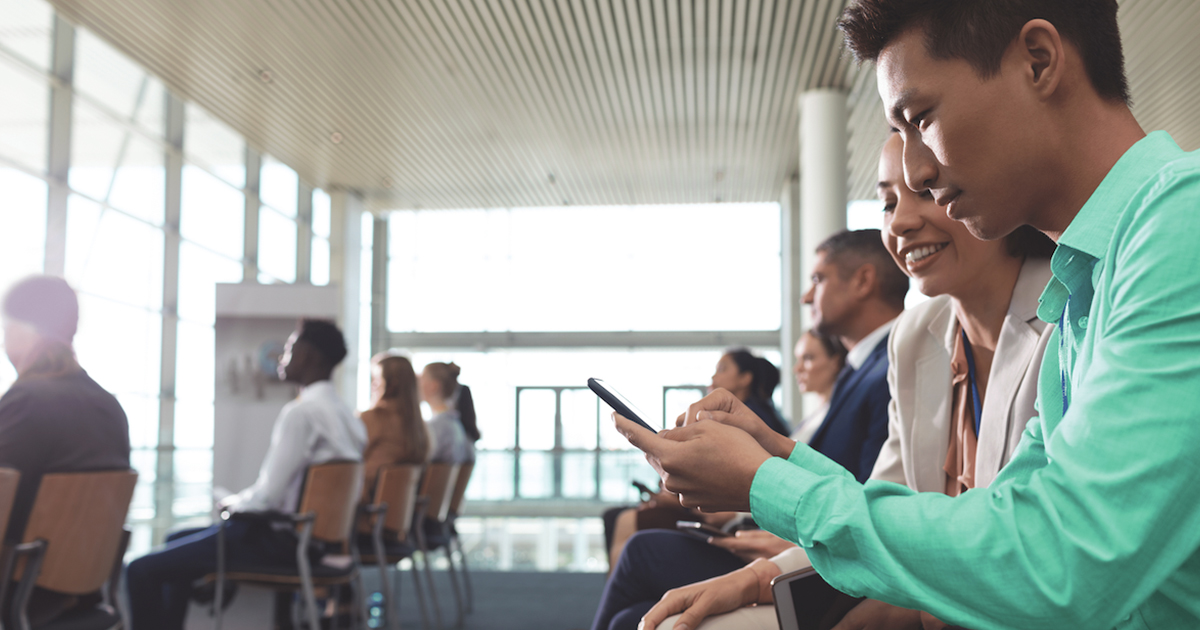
[888,89,918,125]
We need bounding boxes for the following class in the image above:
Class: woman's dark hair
[372,353,430,461]
[839,0,1129,104]
[456,385,481,442]
[808,331,849,368]
[725,348,781,402]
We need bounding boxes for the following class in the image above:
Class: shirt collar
[1037,131,1184,323]
[299,379,336,401]
[846,319,895,370]
[1058,131,1182,260]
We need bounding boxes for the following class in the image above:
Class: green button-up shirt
[750,131,1200,630]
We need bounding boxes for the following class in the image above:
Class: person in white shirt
[126,319,366,630]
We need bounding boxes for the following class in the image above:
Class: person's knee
[610,606,649,630]
[125,555,153,588]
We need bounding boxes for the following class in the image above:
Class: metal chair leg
[452,534,473,614]
[408,557,432,630]
[442,546,464,628]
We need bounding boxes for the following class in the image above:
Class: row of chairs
[0,461,473,630]
[208,460,475,630]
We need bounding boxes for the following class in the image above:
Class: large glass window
[181,165,244,260]
[74,29,165,137]
[0,55,49,173]
[0,168,46,391]
[184,103,245,188]
[388,204,782,333]
[311,188,331,286]
[0,0,52,71]
[70,98,165,225]
[258,206,297,283]
[260,155,298,216]
[406,347,780,504]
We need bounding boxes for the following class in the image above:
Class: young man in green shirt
[617,1,1200,628]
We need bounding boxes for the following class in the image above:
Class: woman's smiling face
[878,133,1010,299]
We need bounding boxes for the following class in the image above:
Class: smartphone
[631,480,656,501]
[772,568,864,630]
[675,520,731,539]
[588,378,657,433]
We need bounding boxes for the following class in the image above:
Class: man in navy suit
[802,229,908,481]
[590,229,907,630]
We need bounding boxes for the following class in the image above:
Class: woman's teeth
[906,243,947,263]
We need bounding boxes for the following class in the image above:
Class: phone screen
[773,569,864,630]
[588,378,657,434]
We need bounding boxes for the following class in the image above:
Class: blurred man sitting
[0,275,131,623]
[126,318,366,630]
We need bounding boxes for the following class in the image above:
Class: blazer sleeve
[868,330,907,485]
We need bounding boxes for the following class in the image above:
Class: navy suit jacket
[807,333,891,483]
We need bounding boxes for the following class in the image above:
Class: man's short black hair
[295,319,347,368]
[817,229,910,310]
[3,275,79,342]
[839,0,1130,105]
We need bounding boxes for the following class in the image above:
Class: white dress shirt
[230,380,367,513]
[426,409,471,464]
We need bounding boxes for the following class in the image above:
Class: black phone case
[588,378,657,433]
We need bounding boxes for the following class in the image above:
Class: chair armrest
[360,503,388,516]
[7,539,48,630]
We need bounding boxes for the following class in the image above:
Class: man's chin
[961,216,1011,242]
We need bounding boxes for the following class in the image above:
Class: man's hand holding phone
[613,411,770,513]
[678,388,798,460]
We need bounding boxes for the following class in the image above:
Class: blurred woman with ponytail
[420,361,478,464]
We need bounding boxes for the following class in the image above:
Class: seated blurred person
[713,349,789,437]
[126,319,366,630]
[592,230,907,630]
[0,275,130,624]
[637,132,1055,630]
[605,349,786,571]
[420,361,479,464]
[361,352,431,497]
[789,330,847,443]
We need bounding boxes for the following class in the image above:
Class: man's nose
[902,140,939,193]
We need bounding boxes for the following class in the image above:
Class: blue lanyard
[1059,297,1071,415]
[960,329,984,436]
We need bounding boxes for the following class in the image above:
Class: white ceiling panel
[46,0,1200,209]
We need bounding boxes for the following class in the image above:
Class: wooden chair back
[19,469,137,594]
[296,461,363,544]
[0,468,21,540]
[373,463,423,539]
[448,462,474,516]
[418,463,459,523]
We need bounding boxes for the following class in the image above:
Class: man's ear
[1017,19,1065,100]
[850,263,878,301]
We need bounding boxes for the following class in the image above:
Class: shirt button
[1078,316,1088,329]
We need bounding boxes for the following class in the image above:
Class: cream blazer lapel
[973,258,1054,487]
[906,299,956,492]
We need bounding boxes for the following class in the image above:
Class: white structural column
[44,16,74,276]
[779,177,803,425]
[370,215,389,357]
[243,149,262,282]
[329,190,365,403]
[797,88,849,419]
[799,88,850,313]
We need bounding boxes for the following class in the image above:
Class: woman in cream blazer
[870,256,1053,492]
